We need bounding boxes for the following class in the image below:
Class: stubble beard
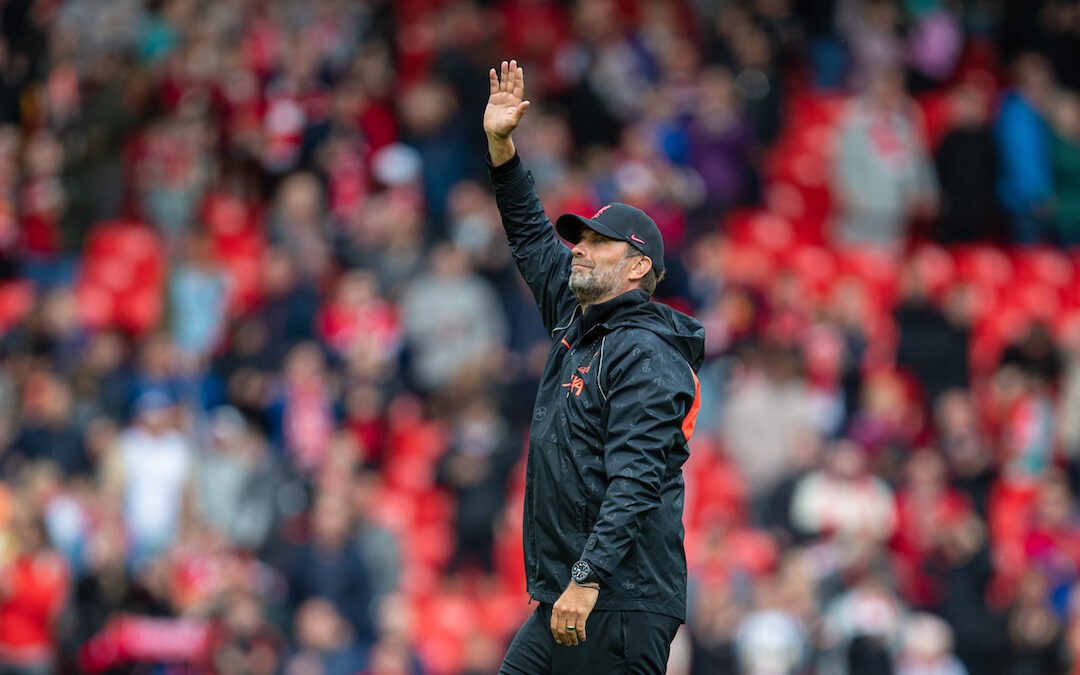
[568,262,623,306]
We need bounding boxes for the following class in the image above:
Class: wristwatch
[571,559,600,587]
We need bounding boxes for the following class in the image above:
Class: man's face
[568,228,637,305]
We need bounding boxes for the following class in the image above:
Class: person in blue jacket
[995,53,1056,244]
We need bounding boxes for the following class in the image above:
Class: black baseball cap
[555,203,665,276]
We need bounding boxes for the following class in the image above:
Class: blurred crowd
[2,0,1080,674]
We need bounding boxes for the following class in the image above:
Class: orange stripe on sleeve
[681,369,701,442]
[561,338,571,349]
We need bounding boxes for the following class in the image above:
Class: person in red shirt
[0,500,70,675]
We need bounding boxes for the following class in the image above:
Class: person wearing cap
[484,60,705,674]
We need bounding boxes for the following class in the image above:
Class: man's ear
[627,255,653,282]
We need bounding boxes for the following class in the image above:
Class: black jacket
[490,154,705,620]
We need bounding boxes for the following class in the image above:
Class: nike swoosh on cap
[630,234,646,245]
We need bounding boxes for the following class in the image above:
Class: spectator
[194,406,283,552]
[282,598,368,675]
[722,342,817,513]
[838,0,906,90]
[267,342,338,477]
[0,498,70,675]
[833,67,939,248]
[268,173,333,285]
[284,492,375,647]
[1058,315,1080,491]
[935,389,996,518]
[688,67,756,223]
[399,243,507,395]
[822,579,905,674]
[687,580,741,675]
[317,269,402,374]
[253,248,320,365]
[789,439,897,544]
[934,83,1000,243]
[891,449,971,608]
[995,53,1056,244]
[362,593,425,675]
[894,263,970,408]
[1050,90,1080,245]
[734,608,809,675]
[5,371,89,479]
[105,390,194,568]
[895,613,968,675]
[436,397,520,576]
[169,228,229,363]
[351,468,400,606]
[1004,569,1067,673]
[133,111,211,245]
[206,589,287,675]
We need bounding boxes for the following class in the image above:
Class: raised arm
[484,60,531,166]
[485,60,576,335]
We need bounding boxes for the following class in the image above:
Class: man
[485,60,705,675]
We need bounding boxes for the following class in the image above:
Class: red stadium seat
[1013,247,1074,288]
[77,221,166,334]
[954,244,1014,288]
[0,280,34,332]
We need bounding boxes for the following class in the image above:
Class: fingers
[512,100,530,124]
[550,607,572,646]
[549,609,562,644]
[493,60,526,101]
[513,64,525,100]
[550,605,588,647]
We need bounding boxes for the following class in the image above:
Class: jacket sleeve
[488,153,577,335]
[580,334,697,579]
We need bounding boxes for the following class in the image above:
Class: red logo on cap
[591,205,613,219]
[630,234,646,245]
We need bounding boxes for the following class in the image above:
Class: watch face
[571,560,590,582]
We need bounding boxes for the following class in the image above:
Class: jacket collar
[581,289,651,334]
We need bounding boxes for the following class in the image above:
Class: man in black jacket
[485,60,706,675]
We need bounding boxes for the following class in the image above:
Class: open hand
[484,60,530,140]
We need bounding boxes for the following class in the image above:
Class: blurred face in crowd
[41,288,79,337]
[949,83,989,129]
[1014,52,1054,111]
[22,372,72,426]
[936,388,976,431]
[826,441,866,480]
[295,598,349,652]
[867,67,907,112]
[10,502,47,554]
[283,343,326,388]
[698,67,738,122]
[311,494,353,549]
[1052,92,1080,142]
[277,173,323,226]
[261,249,297,295]
[1035,477,1075,529]
[568,228,649,306]
[904,449,947,492]
[139,332,176,378]
[223,590,270,644]
[334,269,378,307]
[429,243,470,280]
[399,80,457,137]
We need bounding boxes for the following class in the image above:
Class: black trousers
[498,603,681,675]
